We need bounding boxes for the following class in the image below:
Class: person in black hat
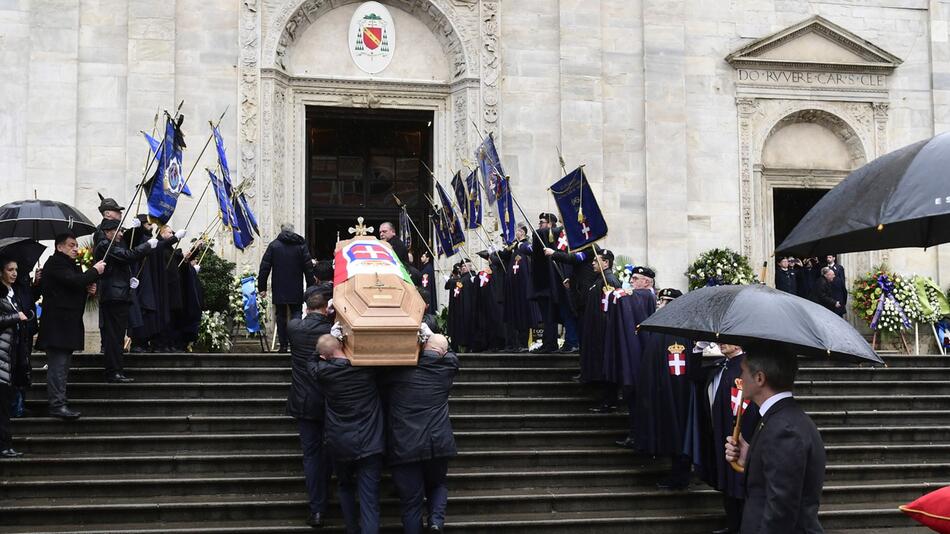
[632,287,699,490]
[532,213,578,353]
[94,218,182,382]
[579,249,622,411]
[444,259,476,352]
[499,224,540,352]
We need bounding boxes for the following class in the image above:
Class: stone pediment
[726,16,901,73]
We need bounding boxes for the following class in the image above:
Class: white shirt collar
[758,391,794,416]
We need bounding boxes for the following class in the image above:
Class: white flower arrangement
[198,311,232,352]
[685,248,758,290]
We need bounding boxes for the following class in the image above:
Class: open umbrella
[638,284,882,364]
[0,237,46,273]
[0,199,97,241]
[777,132,950,257]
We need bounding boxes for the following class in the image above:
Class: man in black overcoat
[532,213,576,353]
[258,223,315,353]
[379,222,421,284]
[94,219,178,382]
[500,225,540,352]
[725,346,825,534]
[287,290,333,528]
[314,334,384,534]
[824,255,847,317]
[546,245,598,353]
[379,334,459,534]
[774,257,798,295]
[695,343,761,534]
[36,233,105,419]
[810,267,843,315]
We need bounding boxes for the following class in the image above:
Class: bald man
[379,333,459,533]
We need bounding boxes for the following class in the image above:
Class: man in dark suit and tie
[725,345,826,534]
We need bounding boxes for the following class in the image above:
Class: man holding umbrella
[37,233,106,419]
[725,346,826,533]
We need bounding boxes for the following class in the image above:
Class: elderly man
[286,290,333,528]
[810,267,842,315]
[379,222,420,283]
[725,345,825,534]
[314,334,383,534]
[379,334,459,534]
[37,233,106,419]
[258,223,315,353]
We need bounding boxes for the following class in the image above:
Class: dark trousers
[100,301,130,377]
[537,297,558,350]
[274,303,301,349]
[391,457,450,533]
[724,495,744,532]
[669,454,691,485]
[297,418,331,516]
[336,453,382,534]
[45,348,72,409]
[0,383,13,450]
[622,385,636,438]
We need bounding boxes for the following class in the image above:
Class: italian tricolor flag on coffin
[333,238,411,286]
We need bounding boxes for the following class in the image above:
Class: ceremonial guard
[95,219,178,382]
[444,261,475,352]
[176,244,204,350]
[418,251,437,314]
[500,225,540,352]
[472,253,506,352]
[128,215,170,352]
[696,343,761,534]
[579,250,622,412]
[380,334,459,534]
[257,223,315,353]
[532,213,577,353]
[37,233,105,419]
[633,288,698,488]
[546,244,597,352]
[315,334,383,534]
[286,290,333,528]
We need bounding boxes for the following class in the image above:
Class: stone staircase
[1,351,944,533]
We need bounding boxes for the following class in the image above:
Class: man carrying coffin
[499,224,539,352]
[380,334,459,533]
[634,288,699,489]
[314,334,383,534]
[725,345,825,534]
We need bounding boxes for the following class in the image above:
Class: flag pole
[555,151,611,291]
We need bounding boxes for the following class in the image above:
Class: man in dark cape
[176,245,204,350]
[418,251,437,315]
[128,216,171,351]
[633,288,698,489]
[444,261,475,351]
[579,250,622,412]
[500,225,539,352]
[156,225,185,352]
[531,213,575,353]
[692,343,761,534]
[471,251,507,352]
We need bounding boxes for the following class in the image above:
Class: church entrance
[772,187,829,253]
[304,106,434,260]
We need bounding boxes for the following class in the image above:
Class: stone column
[27,0,81,201]
[642,0,689,287]
[0,2,32,200]
[930,1,950,286]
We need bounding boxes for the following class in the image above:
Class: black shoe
[712,528,737,534]
[614,437,637,449]
[589,404,617,414]
[1,448,24,458]
[530,347,551,354]
[571,374,582,382]
[557,345,578,353]
[106,374,134,383]
[49,406,81,420]
[428,526,443,533]
[656,478,689,491]
[306,512,322,528]
[278,346,288,354]
[131,346,147,353]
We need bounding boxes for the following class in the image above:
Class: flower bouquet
[197,311,233,352]
[685,248,758,291]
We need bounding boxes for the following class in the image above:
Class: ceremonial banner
[241,275,261,334]
[550,167,608,250]
[465,169,482,229]
[145,118,190,223]
[207,170,236,228]
[212,125,233,192]
[232,192,259,250]
[475,134,516,243]
[451,171,468,221]
[143,132,192,197]
[398,208,412,250]
[432,214,456,257]
[436,182,466,249]
[333,238,412,286]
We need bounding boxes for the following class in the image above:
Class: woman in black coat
[0,257,31,456]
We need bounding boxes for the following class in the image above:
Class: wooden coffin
[332,237,425,366]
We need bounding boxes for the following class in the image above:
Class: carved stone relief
[479,0,499,128]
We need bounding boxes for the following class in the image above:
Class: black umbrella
[638,284,882,364]
[777,132,950,257]
[0,199,97,240]
[0,237,46,273]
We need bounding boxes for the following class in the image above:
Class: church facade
[3,0,950,289]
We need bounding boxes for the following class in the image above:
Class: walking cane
[729,378,746,474]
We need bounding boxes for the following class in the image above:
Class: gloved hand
[128,217,142,229]
[175,229,187,240]
[129,277,140,289]
[148,238,158,249]
[330,321,345,341]
[193,264,201,273]
[418,322,433,344]
[327,298,334,315]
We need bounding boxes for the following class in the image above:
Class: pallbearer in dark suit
[314,335,384,534]
[697,343,761,534]
[380,334,459,534]
[500,225,540,352]
[634,288,699,489]
[725,346,825,534]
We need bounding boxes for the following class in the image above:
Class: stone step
[809,410,950,426]
[11,413,630,434]
[797,367,950,381]
[793,381,950,395]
